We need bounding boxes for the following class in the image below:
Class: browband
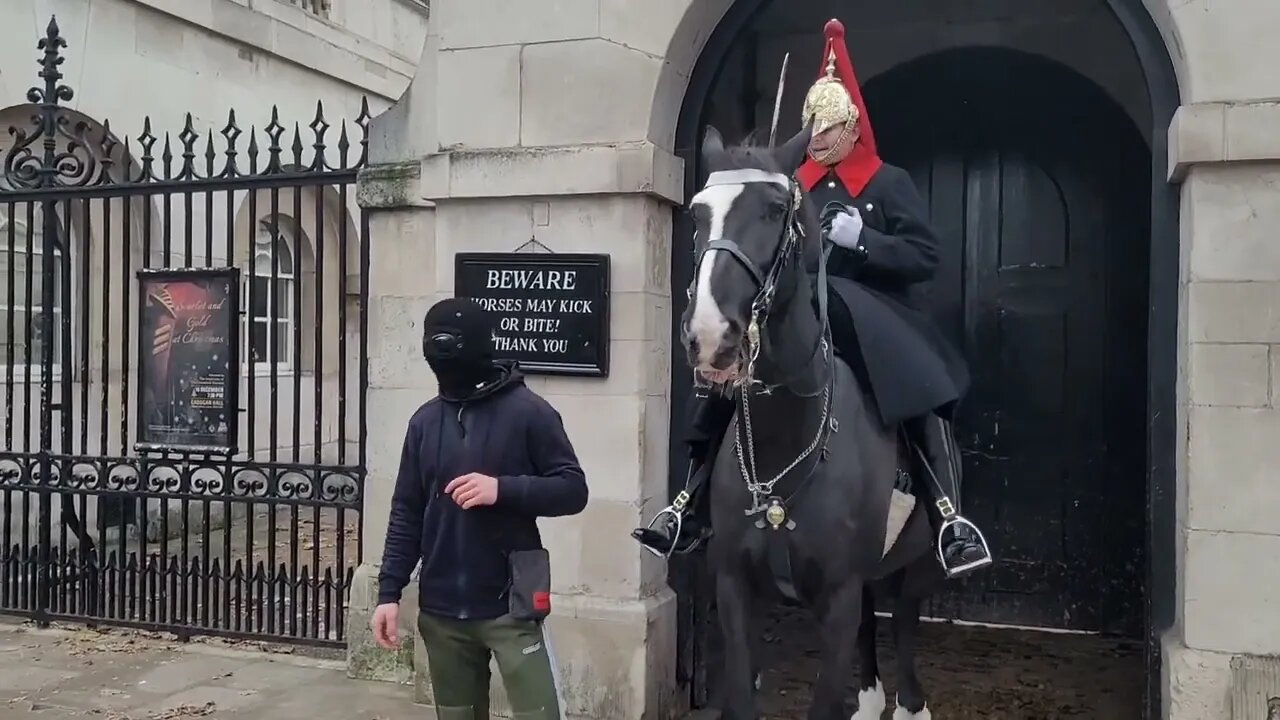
[703,169,792,189]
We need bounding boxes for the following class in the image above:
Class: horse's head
[682,125,815,385]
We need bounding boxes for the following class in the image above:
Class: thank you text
[455,253,610,377]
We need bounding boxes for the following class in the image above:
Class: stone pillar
[344,158,438,684]
[1164,101,1280,719]
[345,4,686,718]
[343,7,445,681]
[405,143,683,719]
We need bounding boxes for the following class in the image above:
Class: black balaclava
[422,298,497,400]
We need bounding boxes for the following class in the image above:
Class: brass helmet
[795,20,883,191]
[801,49,859,136]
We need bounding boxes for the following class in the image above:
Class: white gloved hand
[827,207,865,250]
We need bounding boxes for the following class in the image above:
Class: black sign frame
[134,266,241,456]
[455,252,611,377]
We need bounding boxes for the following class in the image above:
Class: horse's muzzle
[685,319,742,371]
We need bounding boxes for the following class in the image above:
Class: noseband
[687,168,831,392]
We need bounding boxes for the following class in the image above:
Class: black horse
[682,125,944,720]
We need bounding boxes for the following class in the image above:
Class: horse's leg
[851,585,886,719]
[715,567,758,720]
[890,593,930,719]
[751,624,764,692]
[807,578,863,720]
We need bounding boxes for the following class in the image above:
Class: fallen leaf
[148,701,216,719]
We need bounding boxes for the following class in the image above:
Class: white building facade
[0,0,425,651]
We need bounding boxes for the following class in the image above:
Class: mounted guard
[634,19,992,579]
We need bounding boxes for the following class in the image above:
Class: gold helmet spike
[801,49,858,136]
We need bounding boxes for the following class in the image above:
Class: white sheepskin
[849,678,886,720]
[883,488,916,557]
[892,700,931,720]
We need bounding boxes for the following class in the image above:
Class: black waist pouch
[507,548,552,621]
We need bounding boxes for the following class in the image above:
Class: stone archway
[656,0,1181,716]
[648,0,1188,148]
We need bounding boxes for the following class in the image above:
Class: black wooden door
[865,48,1150,636]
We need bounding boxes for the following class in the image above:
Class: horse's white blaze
[688,182,746,367]
[892,700,931,720]
[850,678,886,720]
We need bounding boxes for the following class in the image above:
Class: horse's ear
[702,126,725,162]
[773,124,812,173]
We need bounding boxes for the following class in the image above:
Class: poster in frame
[134,267,241,456]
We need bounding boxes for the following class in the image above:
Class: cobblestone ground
[0,621,418,720]
[753,605,1145,719]
[0,611,1143,720]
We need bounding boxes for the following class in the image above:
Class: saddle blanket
[883,488,916,557]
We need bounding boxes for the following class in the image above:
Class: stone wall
[1166,98,1280,719]
[346,0,1280,718]
[349,149,684,718]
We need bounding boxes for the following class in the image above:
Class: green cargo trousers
[417,611,563,720]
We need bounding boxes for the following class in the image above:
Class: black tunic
[807,162,970,428]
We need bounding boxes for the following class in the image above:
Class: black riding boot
[633,393,735,557]
[631,455,715,556]
[916,414,993,578]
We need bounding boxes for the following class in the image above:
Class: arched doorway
[666,0,1180,715]
[863,47,1150,636]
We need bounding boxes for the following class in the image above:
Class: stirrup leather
[641,491,691,558]
[936,512,993,577]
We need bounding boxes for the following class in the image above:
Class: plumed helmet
[802,50,859,135]
[799,19,877,156]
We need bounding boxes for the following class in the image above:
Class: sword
[767,52,790,147]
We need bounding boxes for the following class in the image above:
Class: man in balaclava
[371,296,589,719]
[421,297,502,400]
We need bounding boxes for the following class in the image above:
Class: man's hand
[445,472,499,509]
[370,602,400,650]
[826,207,865,251]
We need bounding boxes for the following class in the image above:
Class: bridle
[686,168,831,395]
[685,167,838,524]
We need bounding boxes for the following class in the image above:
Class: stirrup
[640,495,689,559]
[936,515,993,578]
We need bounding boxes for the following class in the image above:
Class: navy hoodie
[376,364,588,619]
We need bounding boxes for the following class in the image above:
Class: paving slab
[0,621,429,719]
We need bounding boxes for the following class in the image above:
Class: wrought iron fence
[0,17,370,647]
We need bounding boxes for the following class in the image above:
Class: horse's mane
[705,132,787,174]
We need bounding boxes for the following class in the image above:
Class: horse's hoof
[891,702,930,720]
[849,678,886,719]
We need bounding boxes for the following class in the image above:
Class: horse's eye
[766,202,787,221]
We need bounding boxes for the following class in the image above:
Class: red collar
[796,141,883,196]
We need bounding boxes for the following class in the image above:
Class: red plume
[795,19,883,196]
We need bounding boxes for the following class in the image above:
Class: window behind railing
[283,0,332,19]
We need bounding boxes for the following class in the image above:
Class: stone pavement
[0,620,428,719]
